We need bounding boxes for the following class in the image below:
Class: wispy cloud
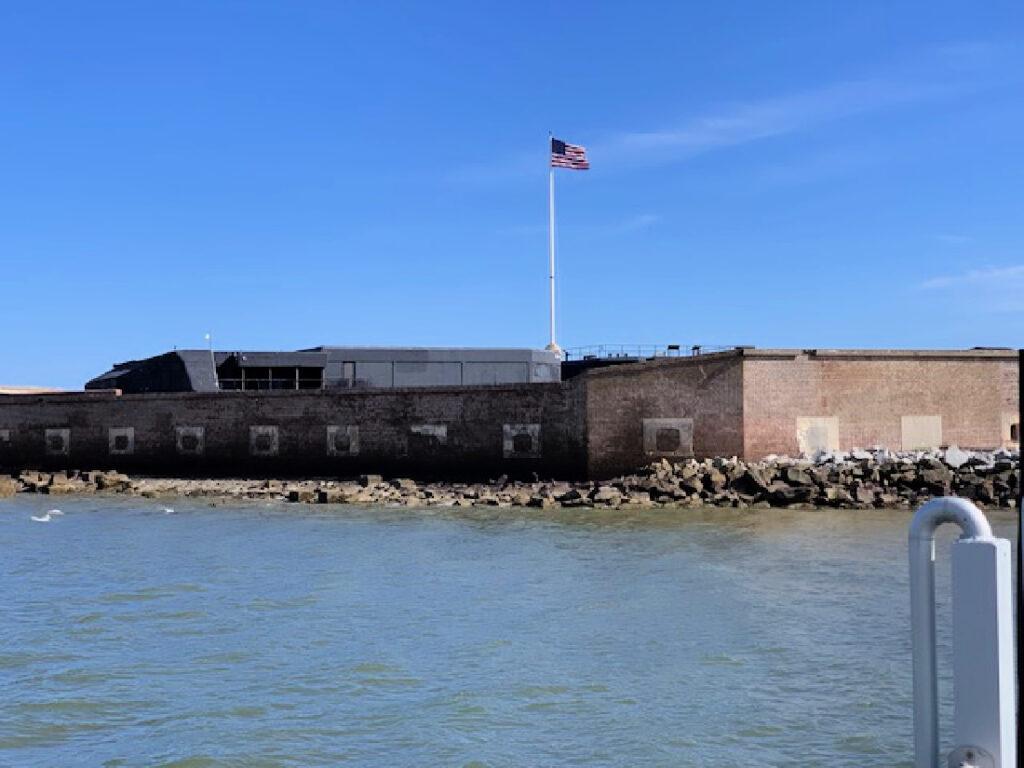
[600,79,936,163]
[613,213,659,232]
[450,41,1014,182]
[755,145,880,186]
[918,264,1024,313]
[594,55,993,170]
[934,233,974,245]
[919,264,1024,290]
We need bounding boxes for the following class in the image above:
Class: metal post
[910,497,1016,768]
[1017,349,1022,768]
[546,165,561,357]
[206,333,218,391]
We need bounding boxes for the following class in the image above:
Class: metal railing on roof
[562,344,736,361]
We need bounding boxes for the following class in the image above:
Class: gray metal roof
[231,351,328,368]
[304,347,559,364]
[175,350,220,392]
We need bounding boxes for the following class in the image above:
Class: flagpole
[547,137,561,358]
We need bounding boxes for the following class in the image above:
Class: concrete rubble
[0,446,1018,510]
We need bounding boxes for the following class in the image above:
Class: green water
[1,496,1017,767]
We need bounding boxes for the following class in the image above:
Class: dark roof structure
[85,347,561,394]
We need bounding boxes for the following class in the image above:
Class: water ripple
[0,497,1016,766]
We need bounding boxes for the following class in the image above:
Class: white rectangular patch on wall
[176,426,205,455]
[410,424,447,445]
[503,423,541,458]
[642,418,694,457]
[1001,411,1018,447]
[108,426,135,455]
[796,417,839,456]
[249,425,279,457]
[326,425,359,457]
[44,428,70,456]
[901,415,942,451]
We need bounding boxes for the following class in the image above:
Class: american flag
[550,138,589,170]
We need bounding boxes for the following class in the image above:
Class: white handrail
[909,497,1015,768]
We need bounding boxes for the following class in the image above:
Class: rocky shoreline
[0,446,1018,510]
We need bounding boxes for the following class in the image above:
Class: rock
[783,466,814,486]
[767,482,813,505]
[678,476,703,495]
[316,488,349,504]
[918,466,952,494]
[592,486,622,505]
[511,491,533,506]
[624,491,653,507]
[826,486,854,506]
[288,489,316,503]
[360,474,383,487]
[0,477,19,497]
[731,467,770,496]
[43,481,84,495]
[95,471,131,491]
[944,445,971,469]
[704,468,727,492]
[853,483,876,505]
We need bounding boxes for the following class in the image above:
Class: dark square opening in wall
[253,433,274,453]
[512,432,534,454]
[181,434,199,452]
[655,428,682,452]
[1012,423,1019,442]
[48,434,65,452]
[333,432,351,453]
[113,435,129,452]
[409,433,443,452]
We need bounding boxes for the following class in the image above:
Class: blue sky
[1,1,1022,387]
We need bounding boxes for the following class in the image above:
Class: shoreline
[2,446,1017,510]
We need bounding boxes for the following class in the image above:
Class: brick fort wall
[742,350,1018,458]
[0,383,586,479]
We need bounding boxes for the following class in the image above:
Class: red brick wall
[582,354,744,477]
[742,352,1018,458]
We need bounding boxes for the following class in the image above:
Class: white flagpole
[547,140,561,357]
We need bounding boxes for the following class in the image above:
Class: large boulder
[0,477,19,497]
[943,445,971,469]
[783,466,814,486]
[767,482,813,506]
[703,468,727,493]
[731,467,770,497]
